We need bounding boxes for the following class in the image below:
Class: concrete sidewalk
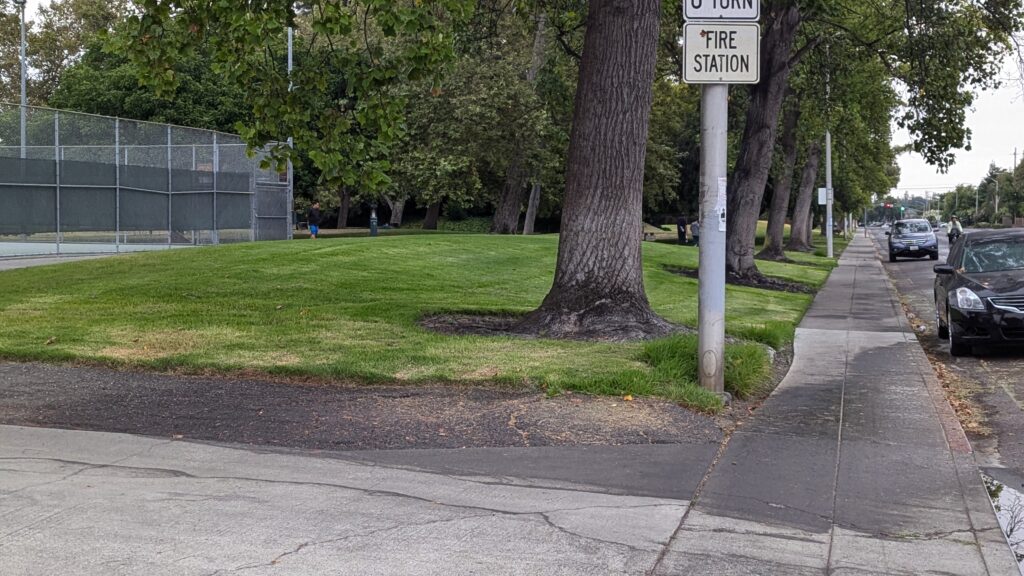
[653,235,1020,575]
[0,426,695,575]
[0,254,110,271]
[1,236,1019,575]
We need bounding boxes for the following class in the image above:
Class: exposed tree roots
[421,301,684,343]
[666,266,815,294]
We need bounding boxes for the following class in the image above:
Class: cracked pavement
[0,425,690,575]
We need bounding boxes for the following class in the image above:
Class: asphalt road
[870,227,1024,492]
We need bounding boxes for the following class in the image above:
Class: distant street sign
[684,0,760,21]
[683,23,760,84]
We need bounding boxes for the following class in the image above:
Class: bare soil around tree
[0,361,723,452]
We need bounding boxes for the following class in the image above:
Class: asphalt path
[870,227,1024,493]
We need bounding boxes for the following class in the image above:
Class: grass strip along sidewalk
[0,234,847,412]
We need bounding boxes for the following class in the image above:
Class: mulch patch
[665,266,816,294]
[0,361,723,451]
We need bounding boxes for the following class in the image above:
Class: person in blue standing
[676,215,688,245]
[308,202,322,239]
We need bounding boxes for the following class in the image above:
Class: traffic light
[900,206,905,214]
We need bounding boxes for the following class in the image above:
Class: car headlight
[953,287,986,311]
[924,238,937,246]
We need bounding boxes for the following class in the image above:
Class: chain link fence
[0,103,292,257]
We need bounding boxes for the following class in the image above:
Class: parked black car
[886,219,939,262]
[934,229,1024,356]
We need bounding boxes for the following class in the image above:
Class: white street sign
[818,187,827,205]
[683,23,760,84]
[684,0,760,21]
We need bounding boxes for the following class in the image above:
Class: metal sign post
[684,5,760,396]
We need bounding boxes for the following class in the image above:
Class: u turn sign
[684,0,760,20]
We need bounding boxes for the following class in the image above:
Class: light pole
[14,0,27,158]
[286,23,294,240]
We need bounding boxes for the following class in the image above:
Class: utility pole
[697,84,728,397]
[824,40,834,258]
[826,131,834,258]
[15,0,27,159]
[975,185,980,222]
[994,177,1000,220]
[286,23,294,240]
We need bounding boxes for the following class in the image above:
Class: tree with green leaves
[118,1,474,194]
[30,0,133,102]
[48,36,247,132]
[0,0,22,104]
[728,0,1023,277]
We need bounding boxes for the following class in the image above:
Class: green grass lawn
[0,234,841,411]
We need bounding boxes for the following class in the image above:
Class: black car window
[894,221,931,234]
[962,238,1024,273]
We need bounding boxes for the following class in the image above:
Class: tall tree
[729,0,1021,276]
[726,2,808,278]
[759,91,801,260]
[0,0,22,104]
[30,0,133,102]
[787,141,822,251]
[516,0,672,340]
[491,12,551,234]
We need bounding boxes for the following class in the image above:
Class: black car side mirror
[885,231,891,236]
[934,264,955,275]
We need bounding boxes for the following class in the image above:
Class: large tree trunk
[386,195,406,228]
[758,94,801,261]
[517,0,671,341]
[491,158,527,234]
[423,201,441,230]
[337,187,351,228]
[787,142,822,252]
[725,5,802,278]
[523,182,542,234]
[490,13,549,235]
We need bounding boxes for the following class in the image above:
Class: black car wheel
[946,307,970,352]
[889,251,897,262]
[929,252,939,260]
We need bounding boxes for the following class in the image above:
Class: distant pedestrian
[690,219,701,246]
[308,202,322,239]
[676,215,688,245]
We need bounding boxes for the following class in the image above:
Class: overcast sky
[16,0,1024,196]
[891,56,1023,199]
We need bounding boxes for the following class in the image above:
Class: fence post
[115,118,120,253]
[287,156,293,241]
[167,125,172,248]
[213,132,219,244]
[250,156,258,242]
[54,111,61,255]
